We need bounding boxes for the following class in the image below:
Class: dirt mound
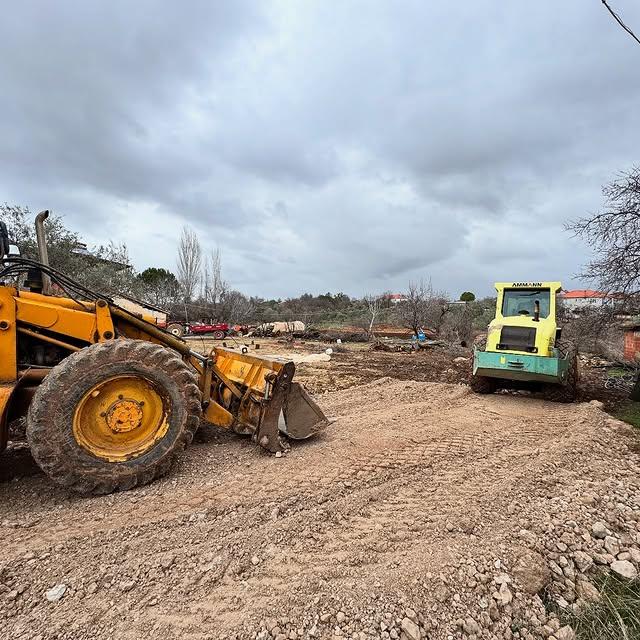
[2,379,640,639]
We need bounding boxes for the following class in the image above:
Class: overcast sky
[1,1,639,299]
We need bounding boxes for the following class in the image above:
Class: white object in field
[257,320,306,335]
[336,338,342,344]
[325,348,333,355]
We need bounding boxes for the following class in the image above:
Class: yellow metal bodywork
[203,400,235,429]
[205,347,290,434]
[213,347,286,395]
[16,292,114,344]
[485,281,562,356]
[0,281,328,458]
[73,374,170,462]
[0,286,18,383]
[0,384,16,451]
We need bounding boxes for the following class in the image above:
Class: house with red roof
[385,293,408,304]
[557,289,612,311]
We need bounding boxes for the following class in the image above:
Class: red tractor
[165,321,230,340]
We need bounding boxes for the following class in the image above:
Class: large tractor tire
[167,322,185,337]
[469,334,498,394]
[26,339,201,495]
[541,339,578,403]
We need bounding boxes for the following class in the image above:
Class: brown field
[1,339,639,640]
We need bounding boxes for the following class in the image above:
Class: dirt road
[2,375,640,640]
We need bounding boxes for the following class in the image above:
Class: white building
[557,289,611,311]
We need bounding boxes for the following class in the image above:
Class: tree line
[6,162,639,340]
[0,203,494,334]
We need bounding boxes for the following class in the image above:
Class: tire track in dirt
[0,382,587,558]
[2,379,623,640]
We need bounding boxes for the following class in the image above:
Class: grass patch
[559,574,640,639]
[613,402,640,429]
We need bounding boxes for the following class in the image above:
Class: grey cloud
[0,1,267,209]
[1,1,639,298]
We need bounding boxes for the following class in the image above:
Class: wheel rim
[73,375,170,462]
[170,328,181,336]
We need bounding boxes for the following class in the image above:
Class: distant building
[71,242,93,257]
[558,289,613,311]
[386,293,408,304]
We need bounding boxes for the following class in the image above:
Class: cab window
[502,289,550,318]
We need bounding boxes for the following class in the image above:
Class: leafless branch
[176,226,202,302]
[567,167,640,303]
[363,293,382,339]
[395,279,450,336]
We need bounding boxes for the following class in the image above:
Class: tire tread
[26,339,201,495]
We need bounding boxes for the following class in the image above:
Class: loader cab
[0,220,9,260]
[1,245,21,261]
[1,219,21,261]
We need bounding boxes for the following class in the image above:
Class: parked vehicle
[471,281,577,402]
[0,212,329,494]
[165,321,230,340]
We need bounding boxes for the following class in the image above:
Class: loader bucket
[280,382,331,440]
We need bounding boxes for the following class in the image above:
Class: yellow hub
[106,399,144,433]
[73,375,170,462]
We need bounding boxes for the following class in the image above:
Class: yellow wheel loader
[471,282,578,402]
[0,212,329,494]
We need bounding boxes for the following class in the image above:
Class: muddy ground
[1,339,639,640]
[202,336,630,405]
[203,336,473,393]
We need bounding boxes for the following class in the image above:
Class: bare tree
[210,248,226,304]
[220,290,255,324]
[397,280,428,336]
[558,303,621,360]
[201,262,209,302]
[363,293,382,339]
[176,226,202,303]
[441,302,473,345]
[568,167,640,300]
[395,279,450,336]
[201,247,227,318]
[425,293,451,334]
[568,167,640,398]
[397,280,437,334]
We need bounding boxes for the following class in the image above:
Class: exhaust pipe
[35,210,51,295]
[533,300,540,322]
